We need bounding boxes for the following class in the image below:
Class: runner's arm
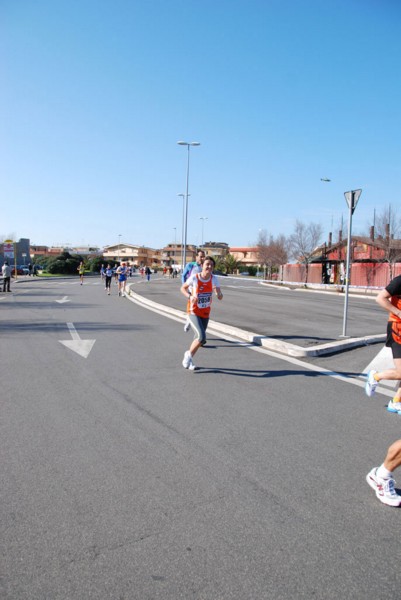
[212,275,223,300]
[376,288,401,319]
[180,280,191,299]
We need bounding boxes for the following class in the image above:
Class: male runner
[365,273,401,413]
[366,439,401,507]
[181,249,205,332]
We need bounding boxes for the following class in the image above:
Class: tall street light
[118,234,122,263]
[177,193,186,270]
[200,217,208,246]
[177,141,200,269]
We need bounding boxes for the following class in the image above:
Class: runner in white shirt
[180,256,223,370]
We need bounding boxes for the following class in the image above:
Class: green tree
[89,256,108,273]
[32,255,50,270]
[224,253,241,274]
[213,256,227,274]
[46,252,82,275]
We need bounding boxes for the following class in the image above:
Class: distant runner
[116,262,128,296]
[104,264,113,295]
[78,261,85,285]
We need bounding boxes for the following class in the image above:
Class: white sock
[377,464,393,479]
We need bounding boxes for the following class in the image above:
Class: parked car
[11,267,24,276]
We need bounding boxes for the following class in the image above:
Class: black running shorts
[385,322,401,359]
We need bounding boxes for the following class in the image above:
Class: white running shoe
[365,370,378,397]
[182,351,192,369]
[387,400,401,414]
[184,320,191,332]
[366,468,401,507]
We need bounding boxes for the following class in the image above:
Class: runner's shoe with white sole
[366,467,401,507]
[365,370,379,397]
[182,351,192,369]
[387,400,401,414]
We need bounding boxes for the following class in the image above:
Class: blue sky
[1,0,400,250]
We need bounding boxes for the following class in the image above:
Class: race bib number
[197,293,212,309]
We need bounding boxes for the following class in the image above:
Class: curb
[127,287,385,358]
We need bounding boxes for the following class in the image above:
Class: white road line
[362,345,398,391]
[363,346,393,374]
[217,329,394,397]
[225,285,261,289]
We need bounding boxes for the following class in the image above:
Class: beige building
[201,242,230,258]
[162,242,230,266]
[103,243,162,267]
[161,243,197,266]
[230,247,259,267]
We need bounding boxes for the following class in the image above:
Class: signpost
[341,189,362,337]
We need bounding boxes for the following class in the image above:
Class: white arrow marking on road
[59,322,96,358]
[56,296,70,304]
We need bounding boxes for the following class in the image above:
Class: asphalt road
[1,276,400,600]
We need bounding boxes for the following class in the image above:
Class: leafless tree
[269,234,288,270]
[374,204,401,239]
[257,230,270,275]
[289,220,323,284]
[257,230,289,279]
[371,204,401,280]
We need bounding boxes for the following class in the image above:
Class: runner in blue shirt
[116,262,128,297]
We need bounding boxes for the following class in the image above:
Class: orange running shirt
[187,273,219,319]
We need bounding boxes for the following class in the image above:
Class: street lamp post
[177,193,186,270]
[200,217,208,246]
[118,234,122,263]
[177,141,200,269]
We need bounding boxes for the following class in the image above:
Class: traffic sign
[344,189,362,215]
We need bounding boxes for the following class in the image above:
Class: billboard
[3,241,14,261]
